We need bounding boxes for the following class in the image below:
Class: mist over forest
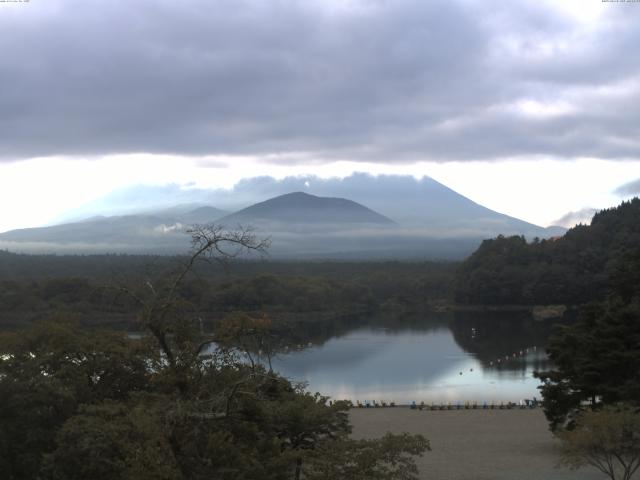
[0,175,565,258]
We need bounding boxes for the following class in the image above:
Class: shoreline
[348,402,538,409]
[432,303,570,320]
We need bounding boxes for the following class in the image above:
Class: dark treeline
[454,198,640,306]
[0,250,453,283]
[0,254,455,329]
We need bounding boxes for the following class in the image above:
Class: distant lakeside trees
[0,257,455,330]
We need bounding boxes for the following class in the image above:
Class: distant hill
[58,174,567,236]
[176,206,227,224]
[454,198,640,305]
[0,205,227,254]
[220,192,394,226]
[0,179,567,259]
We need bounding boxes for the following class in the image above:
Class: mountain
[53,173,567,235]
[219,192,394,226]
[0,205,227,254]
[0,177,567,259]
[175,206,228,224]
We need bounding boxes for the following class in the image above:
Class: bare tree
[113,224,270,377]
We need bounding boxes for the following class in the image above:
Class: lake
[268,313,554,405]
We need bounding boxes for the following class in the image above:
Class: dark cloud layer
[1,0,640,162]
[615,178,640,197]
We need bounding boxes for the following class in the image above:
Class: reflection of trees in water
[273,313,370,350]
[258,310,451,354]
[483,352,550,379]
[449,311,560,373]
[255,309,570,378]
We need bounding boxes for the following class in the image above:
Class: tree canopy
[535,299,640,430]
[454,198,640,306]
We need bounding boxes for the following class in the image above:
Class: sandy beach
[349,408,608,480]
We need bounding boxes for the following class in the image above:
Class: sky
[1,0,640,233]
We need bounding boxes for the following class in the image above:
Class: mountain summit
[0,178,566,259]
[219,192,394,225]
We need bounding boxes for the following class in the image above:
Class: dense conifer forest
[0,255,454,330]
[454,198,640,306]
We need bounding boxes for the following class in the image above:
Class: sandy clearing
[349,408,609,480]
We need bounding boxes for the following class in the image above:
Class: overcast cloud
[615,178,640,197]
[1,0,639,162]
[551,207,598,228]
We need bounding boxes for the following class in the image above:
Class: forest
[0,253,454,330]
[454,198,640,306]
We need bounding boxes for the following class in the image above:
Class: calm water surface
[269,316,552,404]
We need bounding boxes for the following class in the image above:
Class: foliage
[533,221,640,431]
[210,274,375,314]
[0,261,455,330]
[42,401,181,480]
[536,299,640,430]
[0,225,429,480]
[0,319,152,479]
[1,318,428,480]
[215,312,286,371]
[454,198,640,305]
[558,404,640,480]
[534,295,640,432]
[304,433,430,480]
